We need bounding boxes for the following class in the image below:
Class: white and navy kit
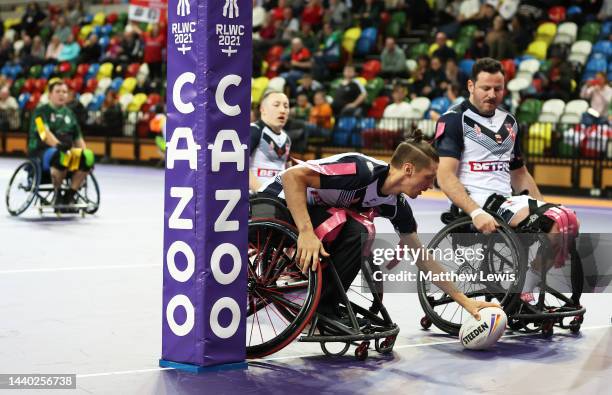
[250,120,291,186]
[260,153,417,234]
[434,100,524,208]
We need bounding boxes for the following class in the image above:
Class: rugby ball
[459,307,507,350]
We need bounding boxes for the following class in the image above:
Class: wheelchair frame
[5,158,100,217]
[418,207,586,339]
[247,196,399,360]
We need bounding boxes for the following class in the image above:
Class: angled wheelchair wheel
[246,219,322,359]
[6,160,40,216]
[417,217,525,335]
[79,172,100,214]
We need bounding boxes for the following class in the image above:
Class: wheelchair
[5,158,100,217]
[246,195,399,360]
[418,205,586,339]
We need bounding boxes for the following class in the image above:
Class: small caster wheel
[569,320,581,334]
[321,341,350,357]
[420,316,432,329]
[375,335,396,354]
[542,321,554,338]
[355,341,369,361]
[574,314,584,324]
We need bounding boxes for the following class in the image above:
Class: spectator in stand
[280,37,313,94]
[64,0,84,27]
[444,57,468,96]
[0,85,20,131]
[302,0,324,29]
[331,64,367,116]
[58,33,80,62]
[29,36,46,64]
[468,30,489,59]
[45,35,63,63]
[291,93,312,121]
[325,0,351,29]
[259,12,278,41]
[79,34,101,63]
[280,7,300,41]
[540,52,573,102]
[66,87,87,130]
[509,15,530,55]
[410,55,430,99]
[469,2,496,31]
[580,72,612,123]
[54,15,72,43]
[381,37,407,79]
[304,90,334,141]
[21,3,46,38]
[0,38,14,65]
[425,56,448,98]
[89,90,124,137]
[271,0,288,21]
[135,24,166,81]
[356,0,382,28]
[298,22,319,53]
[432,32,456,64]
[101,37,122,64]
[379,84,413,131]
[118,28,144,66]
[296,73,323,102]
[313,22,341,80]
[429,83,465,122]
[486,15,513,60]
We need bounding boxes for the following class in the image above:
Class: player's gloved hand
[470,208,498,234]
[56,142,72,152]
[297,230,329,275]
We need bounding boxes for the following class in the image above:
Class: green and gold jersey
[28,103,82,154]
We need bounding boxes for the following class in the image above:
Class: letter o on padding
[167,240,195,283]
[210,297,240,339]
[210,243,241,285]
[166,294,194,337]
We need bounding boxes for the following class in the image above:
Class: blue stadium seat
[585,56,607,73]
[355,27,377,56]
[86,63,100,80]
[110,77,123,92]
[18,93,30,109]
[430,96,451,114]
[459,59,475,77]
[592,40,612,59]
[42,63,56,79]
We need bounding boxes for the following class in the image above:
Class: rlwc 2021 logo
[469,161,510,172]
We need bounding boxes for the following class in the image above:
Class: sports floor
[0,156,610,394]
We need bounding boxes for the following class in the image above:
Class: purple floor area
[0,157,610,394]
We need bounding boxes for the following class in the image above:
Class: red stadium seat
[548,6,566,24]
[23,78,36,93]
[266,45,284,63]
[501,59,516,80]
[367,96,390,118]
[26,92,41,110]
[147,93,161,106]
[106,13,118,24]
[34,78,47,93]
[76,63,90,77]
[126,63,140,77]
[84,78,98,93]
[361,60,381,80]
[265,60,281,79]
[68,76,84,93]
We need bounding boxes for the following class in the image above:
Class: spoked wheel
[417,217,525,335]
[6,160,39,216]
[78,172,100,214]
[246,219,322,359]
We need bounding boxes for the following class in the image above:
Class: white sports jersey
[434,100,523,206]
[250,120,291,186]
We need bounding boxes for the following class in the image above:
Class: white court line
[0,263,158,274]
[75,324,611,379]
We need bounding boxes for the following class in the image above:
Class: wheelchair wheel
[79,172,100,214]
[6,160,40,216]
[246,219,322,359]
[417,217,525,335]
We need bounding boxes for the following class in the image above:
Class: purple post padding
[162,0,251,367]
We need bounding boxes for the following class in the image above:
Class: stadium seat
[361,60,381,80]
[79,24,93,40]
[42,63,56,79]
[554,22,578,45]
[106,12,118,25]
[538,98,565,123]
[568,40,592,65]
[76,63,90,77]
[128,93,148,112]
[517,58,540,79]
[92,12,105,26]
[355,27,377,56]
[88,94,104,111]
[601,20,612,39]
[17,93,30,109]
[251,76,269,104]
[28,64,42,79]
[560,113,581,124]
[11,78,25,97]
[365,77,384,104]
[452,40,469,59]
[459,59,475,77]
[406,59,417,73]
[99,36,110,50]
[517,98,543,124]
[501,59,516,80]
[548,6,566,24]
[119,93,134,111]
[536,22,557,44]
[69,76,84,93]
[526,40,548,60]
[585,56,607,74]
[342,27,362,55]
[97,62,114,80]
[34,78,47,93]
[267,76,286,92]
[101,24,112,37]
[578,22,601,43]
[527,122,553,154]
[26,92,41,111]
[38,93,49,106]
[120,77,137,95]
[96,77,112,95]
[367,96,390,118]
[430,96,451,115]
[138,63,150,80]
[110,77,123,92]
[409,43,429,60]
[592,40,612,59]
[125,63,141,78]
[265,45,284,63]
[410,97,431,117]
[458,24,477,41]
[84,77,98,93]
[86,63,100,80]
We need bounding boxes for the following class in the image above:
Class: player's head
[390,130,439,198]
[48,79,68,107]
[467,57,505,116]
[260,91,289,132]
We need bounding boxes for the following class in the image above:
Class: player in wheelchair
[5,79,99,217]
[246,131,499,360]
[424,57,585,338]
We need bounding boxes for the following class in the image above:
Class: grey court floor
[0,157,610,395]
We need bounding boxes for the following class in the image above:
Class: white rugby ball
[459,307,507,350]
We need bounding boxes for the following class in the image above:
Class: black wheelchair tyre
[81,172,100,214]
[6,160,40,216]
[417,216,526,335]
